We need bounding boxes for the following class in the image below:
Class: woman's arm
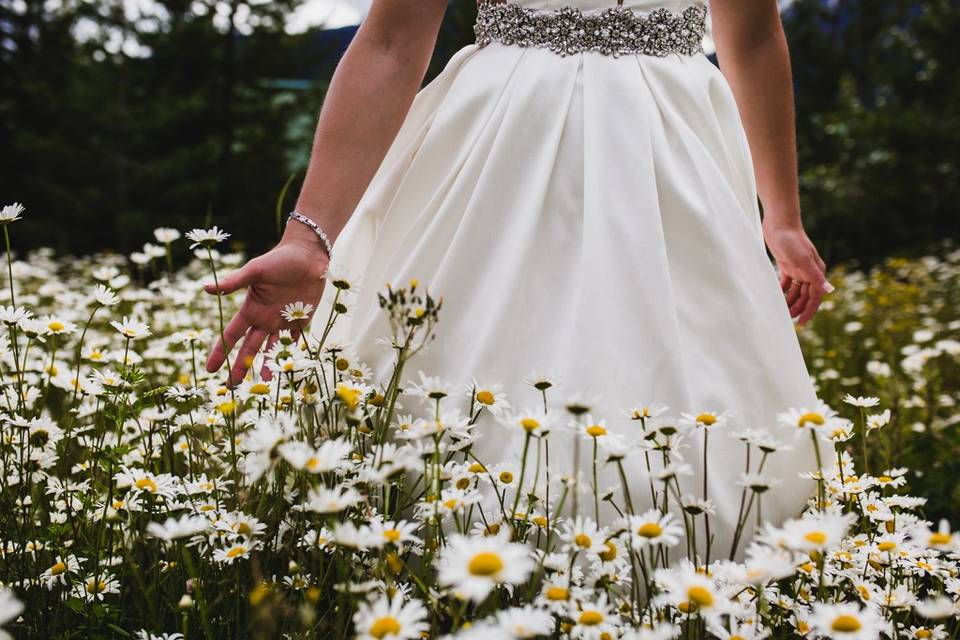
[205,0,448,384]
[710,0,832,326]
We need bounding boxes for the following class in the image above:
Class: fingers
[779,273,792,293]
[204,259,260,296]
[784,279,803,308]
[205,311,252,373]
[789,281,810,318]
[230,328,268,386]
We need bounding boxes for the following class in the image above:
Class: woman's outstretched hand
[204,227,329,385]
[762,219,833,327]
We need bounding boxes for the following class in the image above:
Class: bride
[203,0,832,555]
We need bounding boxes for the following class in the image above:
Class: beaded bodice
[475,0,708,58]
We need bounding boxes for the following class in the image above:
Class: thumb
[204,260,259,295]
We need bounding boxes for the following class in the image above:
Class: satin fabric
[310,0,820,555]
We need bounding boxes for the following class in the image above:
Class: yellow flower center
[468,462,486,473]
[468,552,503,577]
[578,610,603,626]
[929,532,952,546]
[546,586,568,601]
[878,475,893,483]
[135,477,158,493]
[442,499,458,510]
[499,471,514,484]
[916,629,933,639]
[798,412,825,427]
[678,601,697,614]
[50,561,67,575]
[520,418,540,433]
[638,523,663,538]
[533,516,548,527]
[336,385,362,410]
[831,615,862,632]
[574,533,593,548]
[586,425,607,437]
[216,401,236,415]
[804,531,827,545]
[599,541,617,561]
[226,546,247,559]
[476,390,495,405]
[383,529,401,542]
[687,586,714,608]
[236,522,252,536]
[86,579,107,593]
[249,382,270,395]
[877,541,897,552]
[48,321,65,332]
[369,616,402,639]
[696,413,716,426]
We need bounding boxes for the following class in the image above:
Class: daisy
[437,530,534,602]
[0,202,25,223]
[522,369,562,392]
[0,305,31,325]
[468,379,510,416]
[778,400,847,438]
[862,410,892,434]
[560,517,609,557]
[770,511,855,554]
[212,541,259,564]
[39,555,81,589]
[567,593,620,640]
[153,227,181,244]
[624,509,683,549]
[110,316,151,340]
[73,574,120,601]
[809,602,884,640]
[185,226,230,249]
[368,520,421,550]
[621,402,670,422]
[495,605,554,639]
[146,515,210,541]
[737,472,782,494]
[277,438,352,474]
[353,593,428,640]
[679,410,729,431]
[909,520,960,552]
[297,486,363,514]
[655,563,725,619]
[281,301,314,322]
[843,394,880,408]
[404,371,452,403]
[498,409,551,436]
[900,625,947,640]
[91,284,120,307]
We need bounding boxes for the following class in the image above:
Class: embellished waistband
[474,2,707,58]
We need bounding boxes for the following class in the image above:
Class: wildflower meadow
[0,201,958,640]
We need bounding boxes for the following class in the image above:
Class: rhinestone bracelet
[287,211,334,258]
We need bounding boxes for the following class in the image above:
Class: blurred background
[0,0,957,265]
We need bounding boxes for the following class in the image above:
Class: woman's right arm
[205,0,449,384]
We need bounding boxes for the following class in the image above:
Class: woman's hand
[204,226,329,385]
[762,218,833,327]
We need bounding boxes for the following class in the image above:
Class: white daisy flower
[353,593,428,640]
[809,602,884,640]
[437,530,534,602]
[0,202,25,224]
[185,226,230,249]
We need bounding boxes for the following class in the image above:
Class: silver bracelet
[287,211,334,258]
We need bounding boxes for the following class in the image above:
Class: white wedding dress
[312,0,820,554]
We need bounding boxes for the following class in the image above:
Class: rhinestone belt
[474,2,707,58]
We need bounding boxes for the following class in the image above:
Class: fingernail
[824,281,835,293]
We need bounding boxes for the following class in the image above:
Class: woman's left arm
[710,0,832,326]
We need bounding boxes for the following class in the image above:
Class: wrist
[280,220,330,258]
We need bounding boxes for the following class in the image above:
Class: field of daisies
[0,201,959,640]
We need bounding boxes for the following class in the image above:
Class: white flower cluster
[0,210,958,640]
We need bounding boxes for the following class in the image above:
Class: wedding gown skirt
[311,0,820,554]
